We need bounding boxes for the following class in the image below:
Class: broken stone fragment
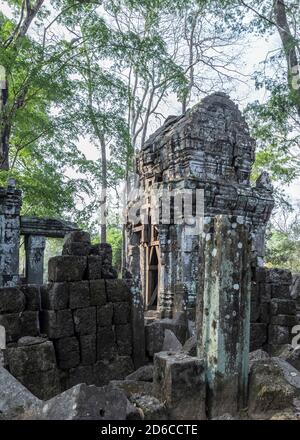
[153,352,206,420]
[39,383,128,420]
[276,344,300,372]
[126,364,153,382]
[0,366,42,419]
[248,349,270,369]
[129,393,168,420]
[248,358,300,418]
[182,336,197,356]
[162,329,182,352]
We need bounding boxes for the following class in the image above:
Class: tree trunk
[0,71,10,170]
[273,0,300,115]
[99,133,107,243]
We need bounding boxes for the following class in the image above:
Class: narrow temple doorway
[145,225,160,311]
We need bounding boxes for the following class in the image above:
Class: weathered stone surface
[18,369,61,400]
[115,324,132,356]
[145,318,188,357]
[93,357,134,386]
[113,302,130,324]
[90,243,112,262]
[106,279,130,303]
[41,282,68,310]
[271,299,296,316]
[40,384,128,420]
[20,284,41,311]
[97,326,117,360]
[129,394,168,420]
[73,306,96,335]
[265,269,292,285]
[277,345,300,371]
[69,281,90,309]
[248,358,300,417]
[110,379,153,398]
[54,336,80,369]
[101,265,118,279]
[153,352,206,420]
[0,313,21,342]
[250,323,267,351]
[40,310,74,339]
[20,311,40,336]
[0,287,25,313]
[79,334,96,365]
[68,365,95,387]
[6,340,57,376]
[197,215,252,417]
[63,231,91,245]
[248,349,270,369]
[18,336,47,346]
[270,314,297,327]
[62,242,91,256]
[48,256,87,282]
[87,255,102,280]
[0,366,41,419]
[162,330,182,352]
[90,279,106,306]
[182,336,197,356]
[268,325,290,345]
[97,303,113,326]
[126,364,153,382]
[271,284,291,299]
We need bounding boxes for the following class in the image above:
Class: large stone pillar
[197,215,251,417]
[126,233,146,368]
[25,235,46,284]
[0,180,22,287]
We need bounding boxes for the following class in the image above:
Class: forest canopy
[0,0,300,271]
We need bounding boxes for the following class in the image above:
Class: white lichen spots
[225,314,230,320]
[237,216,244,224]
[232,311,237,317]
[202,232,206,239]
[205,233,211,241]
[231,222,237,229]
[238,242,243,249]
[204,216,211,224]
[233,284,240,291]
[211,248,217,257]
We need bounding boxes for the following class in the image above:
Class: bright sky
[0,0,299,206]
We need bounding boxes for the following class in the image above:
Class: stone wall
[0,233,135,399]
[251,267,298,354]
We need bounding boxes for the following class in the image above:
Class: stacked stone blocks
[251,267,296,354]
[0,232,134,398]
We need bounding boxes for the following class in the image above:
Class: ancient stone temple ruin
[126,93,274,318]
[1,93,300,420]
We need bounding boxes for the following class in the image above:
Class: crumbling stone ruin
[0,232,135,401]
[1,93,300,420]
[126,92,274,319]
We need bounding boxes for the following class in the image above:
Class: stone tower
[126,93,274,318]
